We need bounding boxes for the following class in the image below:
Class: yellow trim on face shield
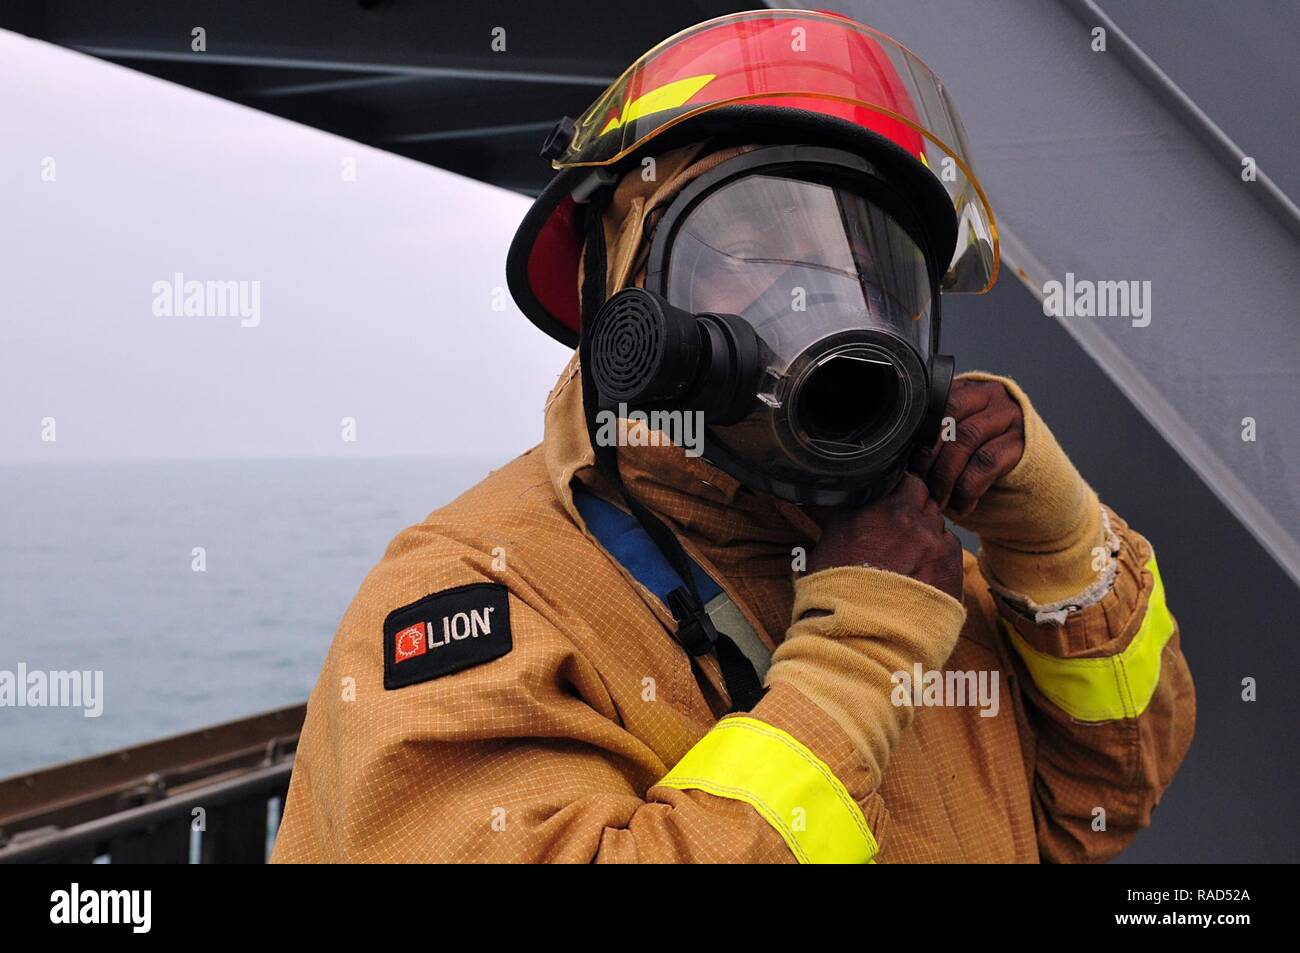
[656,716,878,864]
[600,74,716,135]
[1004,555,1176,722]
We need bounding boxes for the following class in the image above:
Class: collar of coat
[541,352,819,577]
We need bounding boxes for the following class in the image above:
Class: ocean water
[0,456,506,777]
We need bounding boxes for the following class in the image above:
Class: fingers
[922,494,946,534]
[909,433,942,479]
[946,429,1024,519]
[807,471,962,590]
[923,398,1021,510]
[940,525,966,600]
[892,472,931,510]
[886,473,945,533]
[946,378,996,420]
[909,379,994,480]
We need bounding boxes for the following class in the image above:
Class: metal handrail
[0,704,305,864]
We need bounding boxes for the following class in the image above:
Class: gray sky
[0,30,572,462]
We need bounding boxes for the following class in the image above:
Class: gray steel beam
[388,121,558,145]
[1064,0,1300,242]
[73,45,615,88]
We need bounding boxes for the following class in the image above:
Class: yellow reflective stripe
[1004,555,1175,722]
[656,716,877,864]
[600,73,715,134]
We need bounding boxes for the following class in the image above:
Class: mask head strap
[576,180,765,713]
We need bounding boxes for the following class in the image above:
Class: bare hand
[807,473,964,601]
[910,378,1025,521]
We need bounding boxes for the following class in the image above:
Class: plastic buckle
[570,168,618,204]
[666,587,718,657]
[539,116,577,161]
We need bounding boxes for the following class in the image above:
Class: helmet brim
[506,105,960,347]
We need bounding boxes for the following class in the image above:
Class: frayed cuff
[978,507,1121,625]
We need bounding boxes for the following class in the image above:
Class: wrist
[979,497,1110,605]
[767,565,967,784]
[788,564,966,666]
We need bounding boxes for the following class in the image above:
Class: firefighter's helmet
[507,8,998,346]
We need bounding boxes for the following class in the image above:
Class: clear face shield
[660,171,934,359]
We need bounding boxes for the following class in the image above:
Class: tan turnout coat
[272,352,1195,864]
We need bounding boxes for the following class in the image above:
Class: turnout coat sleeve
[996,510,1196,863]
[271,492,882,864]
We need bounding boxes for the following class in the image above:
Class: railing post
[199,796,268,864]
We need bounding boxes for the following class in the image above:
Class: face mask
[586,145,955,507]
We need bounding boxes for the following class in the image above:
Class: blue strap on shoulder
[573,487,722,604]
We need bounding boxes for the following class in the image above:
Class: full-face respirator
[586,145,954,507]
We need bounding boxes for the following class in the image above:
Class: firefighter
[272,9,1194,863]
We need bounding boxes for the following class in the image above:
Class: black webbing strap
[576,185,765,713]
